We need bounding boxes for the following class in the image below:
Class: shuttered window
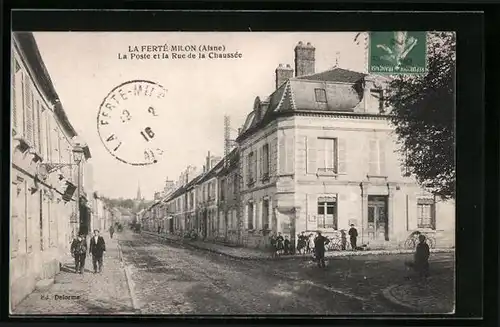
[24,80,34,144]
[278,134,295,174]
[36,101,43,154]
[317,138,338,173]
[262,144,270,179]
[368,139,387,176]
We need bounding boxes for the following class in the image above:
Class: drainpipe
[360,182,364,245]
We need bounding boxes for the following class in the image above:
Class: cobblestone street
[119,231,455,314]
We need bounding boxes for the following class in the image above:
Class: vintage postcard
[10,30,456,315]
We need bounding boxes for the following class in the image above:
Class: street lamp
[72,145,85,236]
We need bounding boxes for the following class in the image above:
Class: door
[203,210,208,239]
[367,195,389,241]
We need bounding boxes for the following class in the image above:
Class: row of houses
[9,32,115,311]
[139,41,455,252]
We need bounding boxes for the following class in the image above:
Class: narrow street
[119,230,454,314]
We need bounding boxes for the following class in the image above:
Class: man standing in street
[314,231,329,268]
[70,233,87,274]
[89,229,106,273]
[109,225,115,239]
[348,224,358,251]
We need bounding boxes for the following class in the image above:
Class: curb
[381,285,421,313]
[116,240,141,313]
[143,231,454,261]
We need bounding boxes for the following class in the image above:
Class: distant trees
[101,196,153,213]
[385,32,456,200]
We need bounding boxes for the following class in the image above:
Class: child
[414,234,430,279]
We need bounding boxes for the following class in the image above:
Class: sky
[33,32,367,200]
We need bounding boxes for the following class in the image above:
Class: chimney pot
[298,41,303,45]
[307,42,311,46]
[278,63,283,67]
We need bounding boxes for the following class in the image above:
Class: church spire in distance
[136,181,142,201]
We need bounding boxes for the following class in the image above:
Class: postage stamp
[369,31,427,74]
[10,27,459,317]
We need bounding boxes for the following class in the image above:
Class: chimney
[294,41,315,77]
[275,64,294,89]
[206,151,211,171]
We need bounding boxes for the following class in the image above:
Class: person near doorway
[109,225,115,239]
[284,235,291,255]
[89,229,106,273]
[276,233,284,256]
[348,224,358,251]
[314,231,329,268]
[70,233,87,274]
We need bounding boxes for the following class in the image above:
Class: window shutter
[306,194,317,230]
[338,138,347,174]
[23,76,33,143]
[11,59,17,131]
[307,136,317,174]
[33,100,39,152]
[14,62,24,136]
[368,139,378,175]
[278,136,286,174]
[37,101,43,154]
[286,134,295,174]
[269,140,277,177]
[46,117,51,161]
[253,150,258,181]
[379,139,386,176]
[259,147,263,179]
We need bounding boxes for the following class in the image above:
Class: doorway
[367,195,389,241]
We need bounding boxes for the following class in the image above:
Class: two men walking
[89,229,106,273]
[71,234,88,274]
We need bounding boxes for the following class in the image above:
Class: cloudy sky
[33,32,367,200]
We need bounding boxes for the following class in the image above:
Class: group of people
[70,229,107,274]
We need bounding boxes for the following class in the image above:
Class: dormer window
[315,88,327,103]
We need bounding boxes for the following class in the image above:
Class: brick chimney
[275,64,294,89]
[294,41,315,77]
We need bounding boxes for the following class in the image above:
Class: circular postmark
[97,80,167,166]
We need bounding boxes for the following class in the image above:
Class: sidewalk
[143,231,454,261]
[382,272,455,313]
[12,235,136,315]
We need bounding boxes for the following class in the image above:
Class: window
[262,199,270,230]
[317,138,338,173]
[315,88,327,103]
[417,198,435,229]
[317,196,338,229]
[368,139,386,176]
[247,152,255,185]
[24,81,34,144]
[233,175,238,198]
[262,144,270,180]
[13,59,23,135]
[220,179,225,201]
[247,202,254,230]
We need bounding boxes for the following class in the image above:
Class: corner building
[236,41,455,251]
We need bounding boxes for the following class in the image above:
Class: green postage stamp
[369,32,427,74]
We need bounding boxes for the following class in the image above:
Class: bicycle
[403,231,436,249]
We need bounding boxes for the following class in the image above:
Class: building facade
[10,32,93,310]
[140,41,455,253]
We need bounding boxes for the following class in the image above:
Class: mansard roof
[237,67,369,142]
